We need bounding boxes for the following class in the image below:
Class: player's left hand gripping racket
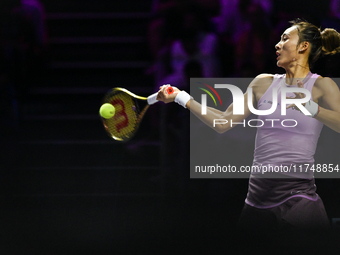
[100,86,174,142]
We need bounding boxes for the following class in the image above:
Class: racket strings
[103,91,139,141]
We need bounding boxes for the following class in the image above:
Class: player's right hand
[157,84,179,104]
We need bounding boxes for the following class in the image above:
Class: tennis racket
[100,86,174,142]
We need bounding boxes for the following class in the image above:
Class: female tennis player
[156,19,340,233]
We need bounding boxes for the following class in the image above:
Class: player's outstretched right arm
[157,84,247,133]
[156,74,272,134]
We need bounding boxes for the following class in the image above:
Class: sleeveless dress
[245,72,323,209]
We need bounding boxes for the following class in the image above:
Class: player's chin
[276,60,285,68]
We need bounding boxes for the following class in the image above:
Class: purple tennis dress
[245,72,324,209]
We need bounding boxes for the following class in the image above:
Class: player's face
[275,26,300,68]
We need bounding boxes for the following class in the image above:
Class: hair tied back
[321,28,340,56]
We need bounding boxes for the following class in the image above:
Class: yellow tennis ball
[99,103,115,119]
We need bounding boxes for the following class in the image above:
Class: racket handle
[147,86,174,105]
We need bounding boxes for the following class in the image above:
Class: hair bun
[321,28,340,55]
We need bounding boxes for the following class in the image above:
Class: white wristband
[174,91,193,108]
[304,100,320,118]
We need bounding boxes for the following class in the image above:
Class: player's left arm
[314,77,340,133]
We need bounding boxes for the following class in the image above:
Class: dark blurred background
[0,0,340,254]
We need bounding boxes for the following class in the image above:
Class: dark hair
[289,19,340,68]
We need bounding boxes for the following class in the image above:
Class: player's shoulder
[315,75,339,92]
[255,73,275,79]
[249,73,274,89]
[315,75,335,85]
